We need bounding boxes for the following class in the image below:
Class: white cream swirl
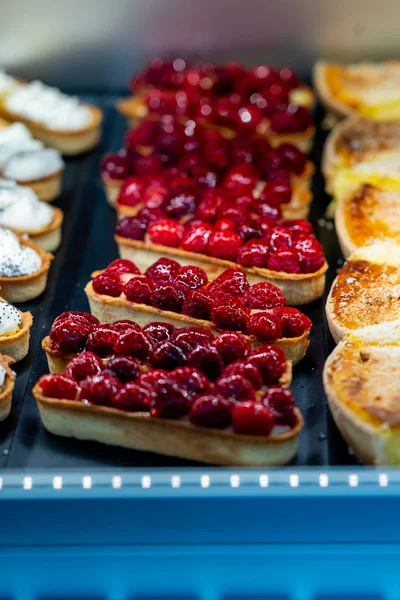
[0,180,54,231]
[0,366,6,387]
[0,71,17,95]
[5,81,92,131]
[0,300,22,336]
[0,227,42,277]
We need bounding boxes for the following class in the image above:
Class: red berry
[221,360,263,390]
[106,355,141,383]
[87,326,119,357]
[169,366,211,397]
[137,206,166,224]
[195,189,224,222]
[117,176,147,207]
[50,314,96,353]
[262,386,297,427]
[245,282,285,310]
[211,297,249,331]
[137,369,168,396]
[223,164,260,192]
[237,240,269,267]
[248,344,286,385]
[65,352,103,382]
[92,274,122,297]
[151,283,186,312]
[235,104,263,130]
[143,322,175,344]
[182,287,212,320]
[294,235,325,273]
[274,307,311,337]
[237,220,263,242]
[147,219,184,247]
[267,248,300,274]
[215,373,255,401]
[207,230,243,261]
[174,265,208,291]
[232,401,275,435]
[100,152,129,180]
[247,312,282,341]
[112,383,152,412]
[105,259,140,277]
[187,346,223,381]
[115,216,147,241]
[208,267,250,298]
[279,67,300,88]
[114,329,152,360]
[150,341,188,370]
[163,187,198,218]
[134,153,164,175]
[212,332,251,365]
[278,143,306,175]
[171,327,214,353]
[38,374,79,400]
[108,320,142,333]
[151,377,192,418]
[142,184,168,209]
[80,374,121,406]
[181,222,213,254]
[268,227,293,251]
[214,218,236,232]
[283,219,313,238]
[145,257,180,283]
[189,394,232,429]
[124,276,154,304]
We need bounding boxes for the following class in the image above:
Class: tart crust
[115,236,328,306]
[10,206,63,253]
[0,303,32,362]
[0,234,53,303]
[84,280,310,365]
[0,354,15,421]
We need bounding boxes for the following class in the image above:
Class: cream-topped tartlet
[0,298,32,361]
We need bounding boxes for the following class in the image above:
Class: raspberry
[182,287,212,320]
[267,248,300,274]
[112,384,152,412]
[163,187,198,217]
[262,387,297,427]
[100,152,129,180]
[259,180,292,206]
[134,153,164,175]
[294,235,325,273]
[274,307,311,337]
[114,329,152,360]
[92,274,122,297]
[151,283,186,312]
[80,374,122,406]
[105,259,140,277]
[268,227,293,251]
[248,344,286,385]
[124,276,154,304]
[117,176,147,207]
[211,297,249,331]
[212,332,251,365]
[174,265,208,291]
[224,205,250,226]
[38,374,79,400]
[142,184,168,209]
[145,257,180,283]
[151,377,192,418]
[150,341,188,370]
[143,322,175,344]
[115,216,147,241]
[278,143,306,175]
[253,201,281,221]
[215,373,255,401]
[137,369,168,397]
[87,326,119,357]
[187,346,223,381]
[247,312,282,341]
[169,366,211,397]
[222,164,260,192]
[65,352,103,382]
[50,314,97,353]
[52,312,99,329]
[195,189,224,222]
[283,219,313,238]
[105,355,141,383]
[109,320,142,333]
[207,230,243,261]
[237,240,269,267]
[245,282,286,310]
[189,394,232,429]
[147,219,184,247]
[192,166,219,189]
[237,220,263,242]
[171,327,214,352]
[232,401,275,435]
[208,267,250,298]
[221,361,263,390]
[214,218,236,232]
[181,222,213,254]
[137,206,166,224]
[278,67,300,88]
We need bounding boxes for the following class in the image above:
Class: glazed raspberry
[283,219,313,238]
[262,387,297,427]
[86,326,119,357]
[248,344,286,385]
[267,248,300,274]
[150,341,187,370]
[50,314,96,353]
[215,373,255,401]
[181,221,213,254]
[106,355,141,383]
[112,383,152,412]
[279,67,300,88]
[80,374,122,406]
[117,176,147,207]
[253,201,281,221]
[134,153,164,175]
[115,216,147,241]
[278,143,306,175]
[172,327,214,353]
[275,307,311,337]
[182,288,212,320]
[142,184,168,209]
[212,332,251,365]
[259,180,292,206]
[143,322,176,344]
[152,377,192,418]
[268,227,293,251]
[187,346,223,381]
[92,274,122,298]
[124,276,154,304]
[247,312,283,341]
[147,219,184,247]
[125,120,157,146]
[195,189,224,222]
[163,187,198,218]
[65,352,103,382]
[224,205,250,226]
[211,297,249,331]
[189,394,232,429]
[232,401,275,436]
[169,366,211,397]
[208,267,250,298]
[236,104,264,129]
[221,360,263,390]
[145,257,180,283]
[108,320,142,333]
[214,218,236,232]
[192,166,219,189]
[151,283,186,312]
[237,240,269,267]
[52,312,100,328]
[237,220,263,242]
[105,258,140,277]
[137,370,168,397]
[253,64,278,85]
[174,265,208,291]
[245,282,285,310]
[231,136,256,164]
[294,235,325,273]
[39,374,79,401]
[137,206,166,224]
[223,164,260,192]
[114,329,152,360]
[100,152,129,180]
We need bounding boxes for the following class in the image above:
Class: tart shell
[0,306,32,362]
[115,236,328,306]
[0,354,15,421]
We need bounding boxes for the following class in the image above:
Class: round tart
[0,298,32,361]
[0,354,16,421]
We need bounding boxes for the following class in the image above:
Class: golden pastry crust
[10,206,63,253]
[0,354,15,421]
[115,236,327,306]
[0,305,32,362]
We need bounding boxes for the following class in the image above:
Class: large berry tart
[36,311,302,465]
[117,59,315,151]
[84,259,311,364]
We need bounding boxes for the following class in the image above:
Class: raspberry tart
[0,297,32,361]
[36,313,301,466]
[0,354,15,421]
[84,260,311,364]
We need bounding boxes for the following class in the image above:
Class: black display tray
[0,93,357,469]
